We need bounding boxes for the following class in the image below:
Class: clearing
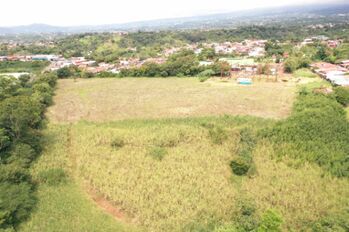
[48,78,296,122]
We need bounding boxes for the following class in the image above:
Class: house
[248,47,265,57]
[32,54,58,61]
[199,61,214,66]
[220,58,257,72]
[311,62,349,86]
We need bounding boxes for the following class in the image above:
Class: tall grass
[18,124,134,232]
[36,115,347,232]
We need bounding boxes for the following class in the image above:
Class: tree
[284,57,299,73]
[56,67,72,78]
[0,96,42,140]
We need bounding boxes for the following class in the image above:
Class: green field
[19,78,349,232]
[293,68,318,78]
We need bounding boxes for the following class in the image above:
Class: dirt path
[87,188,127,221]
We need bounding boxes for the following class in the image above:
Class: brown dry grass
[48,78,296,122]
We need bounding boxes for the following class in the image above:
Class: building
[311,62,349,86]
[32,55,59,61]
[220,58,257,72]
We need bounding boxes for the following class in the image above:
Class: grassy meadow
[19,77,349,232]
[47,78,296,122]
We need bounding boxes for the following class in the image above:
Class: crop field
[21,78,349,232]
[48,78,296,122]
[21,118,349,232]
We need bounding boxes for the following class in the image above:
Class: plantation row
[0,73,58,230]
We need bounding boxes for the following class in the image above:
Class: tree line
[0,72,58,231]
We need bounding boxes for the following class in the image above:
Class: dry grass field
[48,78,296,122]
[21,77,348,232]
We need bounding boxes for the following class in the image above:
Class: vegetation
[293,68,318,78]
[334,86,349,106]
[17,124,134,232]
[18,76,346,232]
[48,78,295,122]
[0,72,57,230]
[0,61,49,73]
[230,128,256,176]
[262,91,349,177]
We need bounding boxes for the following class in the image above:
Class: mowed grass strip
[48,78,296,122]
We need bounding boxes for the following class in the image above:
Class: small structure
[237,77,252,85]
[219,58,257,72]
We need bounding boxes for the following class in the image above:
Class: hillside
[1,4,349,34]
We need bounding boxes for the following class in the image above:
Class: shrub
[0,182,36,229]
[234,199,259,231]
[208,126,228,145]
[231,128,257,176]
[110,137,125,149]
[334,87,349,106]
[257,209,283,232]
[198,69,215,78]
[147,147,167,161]
[311,212,349,232]
[199,76,210,82]
[37,168,67,186]
[153,135,180,148]
[230,156,251,176]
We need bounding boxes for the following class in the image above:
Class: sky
[0,0,345,27]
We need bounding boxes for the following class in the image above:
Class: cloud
[0,0,344,26]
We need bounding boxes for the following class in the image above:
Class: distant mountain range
[1,3,349,35]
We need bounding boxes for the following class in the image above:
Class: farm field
[47,78,296,122]
[20,77,349,232]
[20,118,349,232]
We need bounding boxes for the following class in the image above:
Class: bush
[234,199,259,231]
[257,209,283,232]
[110,137,125,149]
[334,87,349,106]
[198,69,215,77]
[147,147,167,161]
[37,168,67,186]
[199,76,210,82]
[230,156,251,176]
[311,212,349,232]
[231,128,257,176]
[208,126,228,145]
[0,182,36,229]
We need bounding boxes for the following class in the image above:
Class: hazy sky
[0,0,345,27]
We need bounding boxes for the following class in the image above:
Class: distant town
[1,35,348,85]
